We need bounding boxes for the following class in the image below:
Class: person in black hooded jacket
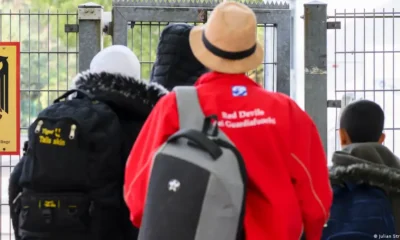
[150,23,209,90]
[9,23,207,240]
[73,45,168,240]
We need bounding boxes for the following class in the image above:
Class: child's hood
[330,143,400,193]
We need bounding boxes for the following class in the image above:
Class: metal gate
[120,22,280,88]
[326,9,400,162]
[111,0,291,95]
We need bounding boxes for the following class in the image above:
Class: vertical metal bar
[354,9,356,95]
[373,9,376,101]
[6,14,11,229]
[393,8,395,151]
[76,12,79,79]
[5,10,11,114]
[78,3,104,72]
[290,0,296,98]
[0,10,2,41]
[263,24,267,89]
[131,22,134,50]
[158,22,161,39]
[149,22,152,78]
[275,11,291,96]
[140,22,143,79]
[254,25,259,85]
[363,9,366,99]
[383,8,386,114]
[16,10,22,240]
[272,25,276,91]
[344,9,347,97]
[334,9,338,150]
[28,10,31,129]
[47,10,50,105]
[112,7,128,46]
[67,11,70,90]
[304,1,328,152]
[38,10,41,113]
[18,11,21,95]
[392,8,396,151]
[7,12,11,236]
[9,9,11,41]
[157,22,162,79]
[57,10,59,94]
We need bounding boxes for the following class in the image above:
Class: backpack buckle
[202,115,219,137]
[41,209,52,224]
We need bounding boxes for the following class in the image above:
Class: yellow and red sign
[0,42,20,155]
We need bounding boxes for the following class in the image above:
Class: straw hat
[189,1,264,74]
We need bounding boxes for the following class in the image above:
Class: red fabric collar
[195,72,261,87]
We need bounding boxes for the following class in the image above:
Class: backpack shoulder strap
[174,86,231,143]
[174,86,204,131]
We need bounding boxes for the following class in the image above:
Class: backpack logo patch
[232,86,247,97]
[168,179,181,192]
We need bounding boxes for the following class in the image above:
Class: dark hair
[340,99,384,143]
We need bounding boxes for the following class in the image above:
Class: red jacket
[124,72,332,240]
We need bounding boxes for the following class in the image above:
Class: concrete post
[78,2,104,72]
[304,1,328,151]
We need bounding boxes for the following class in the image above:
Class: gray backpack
[138,86,247,240]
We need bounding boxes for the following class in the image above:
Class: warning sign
[0,42,20,155]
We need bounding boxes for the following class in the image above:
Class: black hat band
[201,31,256,60]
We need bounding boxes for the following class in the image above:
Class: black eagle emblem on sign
[0,56,9,115]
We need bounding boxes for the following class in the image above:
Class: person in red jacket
[124,1,333,239]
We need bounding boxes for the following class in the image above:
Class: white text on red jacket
[218,108,276,128]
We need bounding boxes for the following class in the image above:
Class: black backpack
[17,89,123,240]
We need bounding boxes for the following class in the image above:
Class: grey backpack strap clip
[174,86,231,142]
[174,86,205,131]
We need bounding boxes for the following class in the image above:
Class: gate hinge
[327,21,341,30]
[103,22,113,36]
[327,100,341,108]
[65,24,79,33]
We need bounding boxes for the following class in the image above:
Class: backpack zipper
[69,124,77,140]
[12,192,22,205]
[34,120,44,134]
[34,119,78,141]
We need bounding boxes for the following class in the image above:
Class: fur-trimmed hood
[330,143,400,193]
[72,71,168,119]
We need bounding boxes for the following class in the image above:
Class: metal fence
[0,10,79,239]
[325,9,400,162]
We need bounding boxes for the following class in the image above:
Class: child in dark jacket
[323,100,400,239]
